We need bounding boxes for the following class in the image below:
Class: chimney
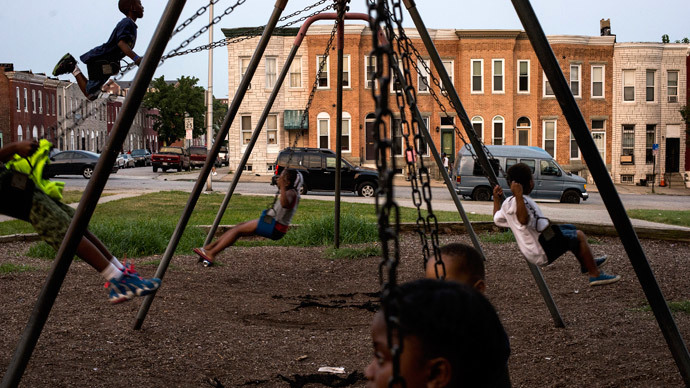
[600,19,611,36]
[0,63,14,72]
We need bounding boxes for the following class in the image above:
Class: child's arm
[492,185,503,216]
[510,181,529,226]
[117,40,142,65]
[0,141,38,162]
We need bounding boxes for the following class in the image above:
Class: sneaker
[580,255,609,274]
[212,171,217,176]
[106,273,161,304]
[52,53,77,76]
[589,271,621,286]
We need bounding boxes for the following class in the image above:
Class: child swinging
[194,168,302,267]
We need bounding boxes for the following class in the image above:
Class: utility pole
[206,2,214,191]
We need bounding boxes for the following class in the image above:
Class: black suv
[130,149,151,166]
[273,148,378,197]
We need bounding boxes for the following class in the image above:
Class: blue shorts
[86,78,108,98]
[556,224,580,255]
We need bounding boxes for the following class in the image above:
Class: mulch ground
[1,234,689,387]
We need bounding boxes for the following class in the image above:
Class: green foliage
[480,230,515,244]
[213,98,229,141]
[323,245,381,260]
[627,209,690,228]
[662,34,670,43]
[640,300,690,314]
[0,263,38,274]
[680,106,690,125]
[143,76,206,145]
[280,213,378,247]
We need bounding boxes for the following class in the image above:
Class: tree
[662,34,670,43]
[681,106,690,145]
[212,98,229,144]
[143,76,205,146]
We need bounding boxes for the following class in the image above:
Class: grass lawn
[627,209,690,228]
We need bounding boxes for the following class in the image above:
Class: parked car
[454,145,588,203]
[218,146,229,166]
[130,149,151,166]
[188,145,222,169]
[272,147,378,197]
[151,146,191,172]
[118,153,136,168]
[44,150,119,179]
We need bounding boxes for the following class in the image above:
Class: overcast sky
[3,0,688,98]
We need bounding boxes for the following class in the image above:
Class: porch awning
[283,110,308,131]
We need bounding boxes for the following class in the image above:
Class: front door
[441,129,455,167]
[666,138,680,173]
[365,114,376,161]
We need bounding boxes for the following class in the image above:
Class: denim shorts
[556,224,580,255]
[86,78,108,98]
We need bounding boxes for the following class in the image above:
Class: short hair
[439,243,485,283]
[506,163,533,190]
[392,279,511,387]
[119,0,138,15]
[284,168,298,189]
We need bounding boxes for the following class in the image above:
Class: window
[440,59,453,94]
[471,116,483,142]
[23,88,28,112]
[516,117,530,146]
[58,98,62,116]
[15,87,20,111]
[289,56,302,88]
[17,125,22,142]
[668,70,679,103]
[492,116,504,145]
[390,59,402,93]
[418,116,430,155]
[591,65,604,98]
[522,159,536,174]
[32,90,36,113]
[391,118,403,155]
[540,159,560,176]
[622,70,635,102]
[646,70,655,102]
[542,120,556,156]
[240,57,251,89]
[543,72,554,97]
[570,64,580,97]
[517,60,529,93]
[471,59,483,93]
[241,115,252,145]
[570,131,579,159]
[303,154,321,169]
[318,112,330,148]
[591,120,606,161]
[621,125,635,164]
[38,91,43,114]
[266,114,278,147]
[341,112,351,152]
[265,57,277,89]
[52,94,56,116]
[645,124,656,164]
[417,58,430,92]
[317,55,329,89]
[620,174,634,184]
[492,59,504,93]
[365,56,376,89]
[342,55,350,88]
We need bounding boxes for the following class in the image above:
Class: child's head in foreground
[365,279,511,388]
[506,162,534,195]
[119,0,144,18]
[425,243,486,293]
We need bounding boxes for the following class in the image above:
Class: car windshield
[159,147,182,154]
[83,151,100,158]
[190,148,207,155]
[131,149,147,156]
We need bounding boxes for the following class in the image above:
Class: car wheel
[153,166,158,172]
[299,184,308,196]
[185,164,191,171]
[561,190,581,204]
[177,166,182,172]
[82,166,94,179]
[472,186,492,201]
[358,181,377,197]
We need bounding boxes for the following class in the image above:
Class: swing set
[3,0,690,387]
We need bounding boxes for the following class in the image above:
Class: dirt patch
[1,236,689,387]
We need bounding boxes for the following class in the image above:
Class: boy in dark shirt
[52,0,144,101]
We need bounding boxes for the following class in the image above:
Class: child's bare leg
[76,237,111,272]
[85,230,113,260]
[203,219,259,260]
[75,72,89,97]
[574,230,599,277]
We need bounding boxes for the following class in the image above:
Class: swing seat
[255,209,276,239]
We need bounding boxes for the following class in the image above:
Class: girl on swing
[193,168,302,267]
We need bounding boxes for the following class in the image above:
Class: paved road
[51,165,690,231]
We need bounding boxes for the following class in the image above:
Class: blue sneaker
[589,271,621,286]
[106,273,161,304]
[581,255,609,274]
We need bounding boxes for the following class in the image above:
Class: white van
[454,145,588,203]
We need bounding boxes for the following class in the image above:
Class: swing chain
[171,0,224,39]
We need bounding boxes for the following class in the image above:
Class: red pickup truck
[151,146,191,172]
[188,146,222,169]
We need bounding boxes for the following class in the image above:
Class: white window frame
[591,119,606,162]
[342,55,351,88]
[266,113,279,151]
[417,58,430,93]
[364,55,377,89]
[570,64,581,98]
[517,60,530,94]
[470,59,483,94]
[341,112,351,152]
[240,115,252,149]
[289,56,302,88]
[622,69,635,102]
[32,90,36,113]
[316,55,330,89]
[440,59,454,94]
[543,71,554,97]
[646,69,655,102]
[38,90,43,114]
[17,125,23,142]
[591,65,605,99]
[390,59,402,94]
[570,131,580,160]
[15,87,20,111]
[492,116,504,145]
[265,57,277,89]
[317,112,330,149]
[239,57,251,89]
[23,88,28,112]
[516,117,531,146]
[471,116,484,142]
[542,119,557,157]
[667,70,679,103]
[492,59,504,94]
